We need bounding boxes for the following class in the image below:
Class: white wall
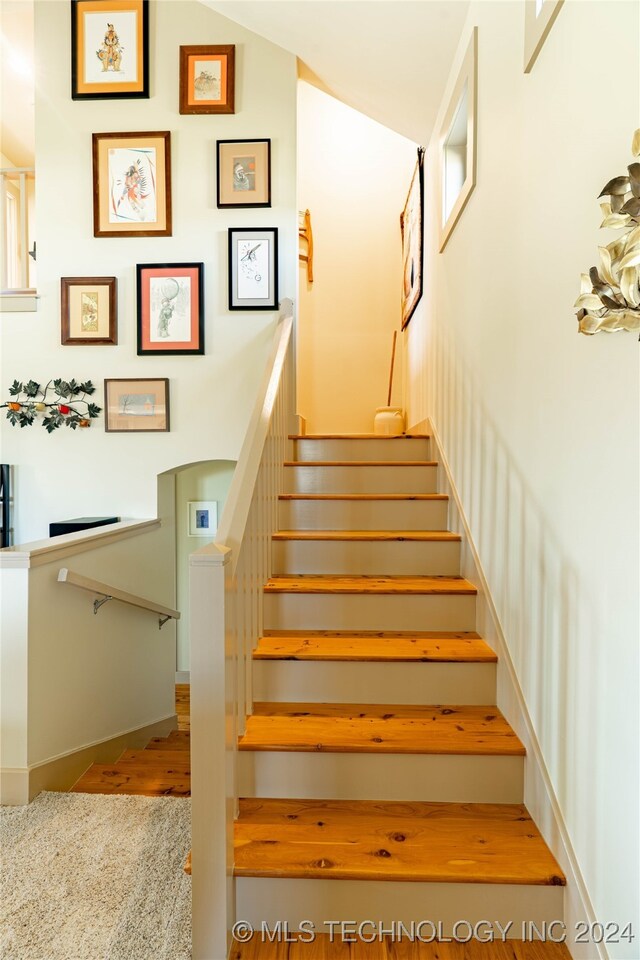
[297,82,417,434]
[0,0,297,544]
[174,458,235,673]
[405,3,639,957]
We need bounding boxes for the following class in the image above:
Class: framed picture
[400,147,425,329]
[71,0,149,100]
[188,501,218,537]
[92,131,172,238]
[61,276,117,345]
[137,263,204,356]
[179,45,235,115]
[228,228,278,311]
[217,139,271,208]
[104,378,169,432]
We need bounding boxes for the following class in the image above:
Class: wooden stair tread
[239,703,525,756]
[264,575,477,595]
[279,494,448,501]
[230,934,572,958]
[284,461,437,467]
[289,434,431,440]
[234,798,565,886]
[273,530,461,542]
[254,632,496,662]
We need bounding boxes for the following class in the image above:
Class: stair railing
[189,298,296,960]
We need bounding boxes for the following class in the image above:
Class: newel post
[190,542,235,960]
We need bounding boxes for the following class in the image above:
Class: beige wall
[297,82,417,433]
[0,0,297,544]
[174,459,236,673]
[405,3,639,956]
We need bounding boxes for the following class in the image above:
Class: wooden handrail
[58,567,180,628]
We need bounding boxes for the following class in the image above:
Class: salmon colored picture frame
[136,262,204,356]
[179,45,235,115]
[71,0,149,100]
[104,378,170,432]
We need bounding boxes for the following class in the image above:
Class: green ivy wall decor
[1,379,101,432]
[575,129,640,336]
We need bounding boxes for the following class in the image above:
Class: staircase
[232,433,568,952]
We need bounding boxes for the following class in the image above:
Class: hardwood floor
[70,686,190,798]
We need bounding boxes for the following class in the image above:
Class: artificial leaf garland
[2,379,101,432]
[575,129,640,336]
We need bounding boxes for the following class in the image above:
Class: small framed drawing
[104,378,169,432]
[188,501,218,537]
[400,147,425,329]
[92,131,172,238]
[179,45,235,115]
[137,263,204,356]
[217,139,271,208]
[61,276,117,345]
[71,0,149,100]
[228,228,278,311]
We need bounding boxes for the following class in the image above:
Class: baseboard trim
[423,417,604,960]
[175,671,190,683]
[0,713,178,806]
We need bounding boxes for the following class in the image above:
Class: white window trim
[438,26,478,254]
[524,0,564,73]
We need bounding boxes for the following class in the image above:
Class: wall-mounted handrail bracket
[158,614,171,630]
[93,595,112,615]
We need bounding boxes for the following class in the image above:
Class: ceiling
[0,0,34,167]
[202,0,470,145]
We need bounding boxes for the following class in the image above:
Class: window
[439,27,477,253]
[5,192,19,289]
[524,0,564,73]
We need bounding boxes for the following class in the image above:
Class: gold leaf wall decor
[574,129,640,336]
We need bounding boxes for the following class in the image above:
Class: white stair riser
[236,878,564,933]
[273,539,461,576]
[293,438,431,462]
[252,660,496,705]
[264,593,477,632]
[283,465,438,495]
[279,499,450,531]
[238,752,523,804]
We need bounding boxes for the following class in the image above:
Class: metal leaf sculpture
[575,129,640,336]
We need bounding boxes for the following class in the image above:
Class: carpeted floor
[0,791,191,960]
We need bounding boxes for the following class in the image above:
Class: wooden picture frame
[137,262,204,356]
[228,228,278,311]
[524,0,564,73]
[61,276,117,345]
[400,148,425,330]
[92,131,172,238]
[71,0,149,100]
[104,378,169,432]
[179,45,235,114]
[217,139,271,208]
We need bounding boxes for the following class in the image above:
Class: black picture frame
[228,228,279,311]
[71,0,149,101]
[136,262,204,355]
[400,146,425,330]
[217,139,272,208]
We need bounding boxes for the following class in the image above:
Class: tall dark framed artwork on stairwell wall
[228,228,279,310]
[400,147,425,330]
[71,0,149,100]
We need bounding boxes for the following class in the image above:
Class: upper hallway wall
[404,2,639,954]
[0,0,297,544]
[297,81,417,433]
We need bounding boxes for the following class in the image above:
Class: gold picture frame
[92,131,172,238]
[104,378,170,432]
